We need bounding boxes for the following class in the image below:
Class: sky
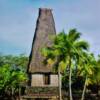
[0,0,100,56]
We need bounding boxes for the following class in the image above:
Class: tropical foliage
[42,29,100,100]
[0,54,28,99]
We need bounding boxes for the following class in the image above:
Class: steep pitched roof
[28,8,56,73]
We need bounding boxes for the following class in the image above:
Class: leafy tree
[0,54,28,99]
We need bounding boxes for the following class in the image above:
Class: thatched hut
[27,8,59,100]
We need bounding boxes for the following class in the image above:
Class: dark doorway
[43,74,50,85]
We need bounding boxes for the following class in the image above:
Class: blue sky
[0,0,100,56]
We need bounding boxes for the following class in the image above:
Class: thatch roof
[28,8,56,73]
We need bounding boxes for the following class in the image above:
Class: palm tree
[91,55,100,96]
[42,41,64,100]
[79,53,96,100]
[61,29,89,100]
[42,29,89,100]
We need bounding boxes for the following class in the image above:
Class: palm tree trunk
[97,81,99,96]
[81,77,87,100]
[11,87,14,100]
[19,86,21,100]
[69,65,73,100]
[58,67,62,100]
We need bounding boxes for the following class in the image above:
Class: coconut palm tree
[60,29,89,100]
[79,53,96,100]
[42,34,65,100]
[90,55,100,96]
[42,29,89,100]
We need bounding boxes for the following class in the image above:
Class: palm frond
[74,40,89,51]
[68,29,81,42]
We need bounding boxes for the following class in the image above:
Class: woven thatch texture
[28,8,56,73]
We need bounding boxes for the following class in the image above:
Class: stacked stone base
[20,86,59,100]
